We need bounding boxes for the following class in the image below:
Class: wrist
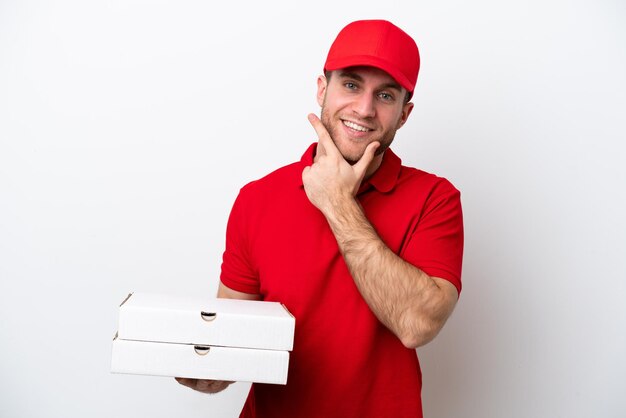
[323,194,362,228]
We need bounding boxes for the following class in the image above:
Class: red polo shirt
[221,143,463,418]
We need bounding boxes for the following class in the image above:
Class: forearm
[324,197,455,348]
[301,115,457,347]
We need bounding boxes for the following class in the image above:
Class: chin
[340,138,391,163]
[335,141,366,164]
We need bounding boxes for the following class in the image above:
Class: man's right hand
[174,283,258,395]
[175,377,234,394]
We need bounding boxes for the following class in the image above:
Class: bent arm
[324,197,458,348]
[303,113,460,349]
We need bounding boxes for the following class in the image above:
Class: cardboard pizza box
[117,292,295,351]
[111,335,290,384]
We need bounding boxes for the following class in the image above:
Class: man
[177,20,464,417]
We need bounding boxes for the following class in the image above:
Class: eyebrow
[337,71,403,92]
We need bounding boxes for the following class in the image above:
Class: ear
[316,75,327,107]
[396,101,414,130]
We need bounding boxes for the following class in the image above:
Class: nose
[352,93,376,118]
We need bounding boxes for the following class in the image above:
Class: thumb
[353,141,380,181]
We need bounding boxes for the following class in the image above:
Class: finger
[195,380,211,391]
[301,165,310,183]
[213,381,234,392]
[307,113,341,158]
[175,377,194,387]
[353,141,380,181]
[197,380,233,394]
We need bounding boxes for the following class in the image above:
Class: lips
[342,120,372,132]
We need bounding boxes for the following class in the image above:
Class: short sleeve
[220,188,261,295]
[401,180,464,294]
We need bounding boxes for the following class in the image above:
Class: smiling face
[317,66,414,165]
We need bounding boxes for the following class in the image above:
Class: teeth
[343,120,370,132]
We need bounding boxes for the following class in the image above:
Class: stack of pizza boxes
[111,292,295,384]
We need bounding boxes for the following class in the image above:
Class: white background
[1,1,625,417]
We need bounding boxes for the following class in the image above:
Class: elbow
[399,281,457,349]
[399,322,441,349]
[399,335,422,350]
[398,311,448,349]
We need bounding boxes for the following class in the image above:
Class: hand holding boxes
[111,292,295,384]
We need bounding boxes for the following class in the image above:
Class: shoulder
[396,165,461,201]
[233,160,305,216]
[239,160,303,196]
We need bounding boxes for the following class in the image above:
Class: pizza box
[116,292,294,351]
[111,335,290,384]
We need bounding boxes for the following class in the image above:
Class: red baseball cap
[324,20,420,94]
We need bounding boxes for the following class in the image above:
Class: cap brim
[324,55,415,93]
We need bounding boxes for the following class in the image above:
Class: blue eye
[344,82,357,90]
[378,92,394,101]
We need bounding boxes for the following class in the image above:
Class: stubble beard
[320,105,398,165]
